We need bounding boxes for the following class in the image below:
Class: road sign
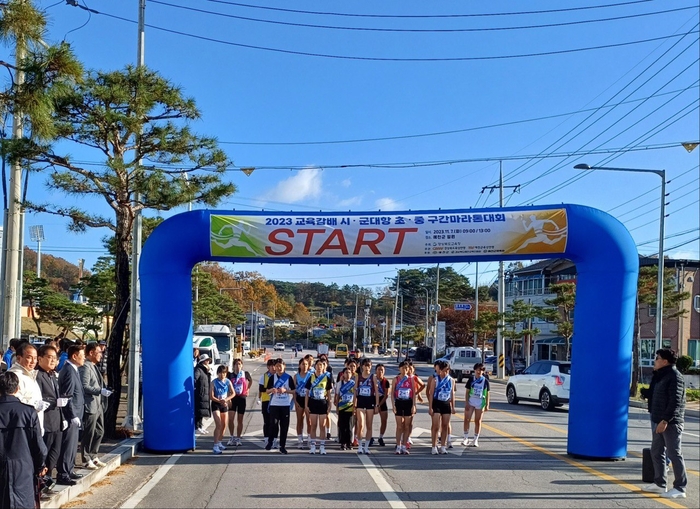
[454,302,472,311]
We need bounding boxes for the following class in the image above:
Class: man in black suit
[36,344,68,491]
[56,344,86,486]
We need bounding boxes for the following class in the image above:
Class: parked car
[506,360,571,411]
[506,356,526,375]
[294,343,304,353]
[274,342,285,351]
[335,344,349,358]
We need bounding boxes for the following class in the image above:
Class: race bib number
[275,394,291,405]
[472,387,483,398]
[297,388,308,397]
[437,391,450,402]
[397,388,411,400]
[234,384,243,395]
[312,388,325,400]
[359,386,371,397]
[341,393,353,403]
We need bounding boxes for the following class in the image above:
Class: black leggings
[338,411,353,447]
[261,401,271,438]
[268,405,291,449]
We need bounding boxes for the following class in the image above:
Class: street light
[28,225,45,277]
[574,163,666,352]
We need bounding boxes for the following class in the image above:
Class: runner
[353,358,379,454]
[265,358,296,454]
[319,353,333,441]
[210,365,234,454]
[305,359,333,455]
[337,358,360,447]
[462,363,490,447]
[375,363,391,447]
[294,357,312,449]
[405,362,425,449]
[427,359,455,455]
[258,359,275,447]
[392,361,416,455]
[334,367,356,450]
[226,358,252,446]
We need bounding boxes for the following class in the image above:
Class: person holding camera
[80,343,112,470]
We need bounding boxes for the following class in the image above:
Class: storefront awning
[535,337,567,345]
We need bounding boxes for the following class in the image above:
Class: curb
[44,436,143,509]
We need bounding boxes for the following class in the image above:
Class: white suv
[274,342,285,351]
[506,361,571,411]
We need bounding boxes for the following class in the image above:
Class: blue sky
[15,0,700,292]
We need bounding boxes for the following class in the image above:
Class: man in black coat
[193,354,212,434]
[0,371,48,509]
[641,348,688,499]
[36,344,67,490]
[56,344,86,486]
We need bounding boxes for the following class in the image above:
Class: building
[505,257,700,369]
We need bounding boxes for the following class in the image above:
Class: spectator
[56,338,73,371]
[8,342,48,433]
[0,371,48,509]
[80,343,111,470]
[641,349,688,499]
[56,344,86,486]
[194,354,212,435]
[36,345,67,492]
[2,338,22,371]
[193,347,200,368]
[97,340,108,377]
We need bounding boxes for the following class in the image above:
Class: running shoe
[431,446,438,455]
[227,436,236,446]
[236,437,242,446]
[461,437,470,447]
[217,442,227,451]
[661,489,686,499]
[273,438,279,449]
[407,437,413,445]
[279,448,288,455]
[309,443,317,455]
[326,432,332,440]
[213,444,222,454]
[297,438,304,449]
[401,445,409,455]
[369,437,375,447]
[352,438,359,447]
[195,427,206,435]
[641,484,666,494]
[264,441,272,451]
[378,437,385,447]
[357,447,363,455]
[320,445,327,455]
[439,446,448,455]
[395,446,402,455]
[448,441,454,449]
[472,440,479,448]
[364,445,370,454]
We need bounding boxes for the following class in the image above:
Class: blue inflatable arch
[141,204,638,459]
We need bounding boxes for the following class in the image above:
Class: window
[640,339,672,367]
[694,295,700,313]
[648,306,656,317]
[688,340,699,365]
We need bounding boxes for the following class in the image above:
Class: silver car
[506,361,571,411]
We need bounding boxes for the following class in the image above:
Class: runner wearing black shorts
[354,358,379,454]
[428,360,456,455]
[304,360,333,455]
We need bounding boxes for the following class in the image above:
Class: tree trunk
[29,306,42,336]
[104,210,132,438]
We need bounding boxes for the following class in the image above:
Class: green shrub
[677,355,693,373]
[685,367,700,376]
[687,389,700,402]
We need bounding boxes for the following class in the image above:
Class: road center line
[120,453,182,509]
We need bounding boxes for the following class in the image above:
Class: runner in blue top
[210,365,234,454]
[427,359,455,455]
[294,357,312,449]
[462,363,490,447]
[305,359,333,455]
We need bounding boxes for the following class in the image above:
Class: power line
[637,227,699,246]
[152,1,697,34]
[93,9,699,62]
[202,0,658,19]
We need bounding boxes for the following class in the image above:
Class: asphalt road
[65,350,700,509]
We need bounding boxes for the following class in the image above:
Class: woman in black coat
[0,372,48,509]
[193,355,212,433]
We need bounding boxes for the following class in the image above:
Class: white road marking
[120,454,181,509]
[358,454,407,509]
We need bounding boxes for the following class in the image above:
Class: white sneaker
[641,483,666,494]
[227,436,236,446]
[213,444,222,454]
[273,439,279,449]
[320,445,327,455]
[395,445,402,455]
[407,437,413,445]
[661,489,686,499]
[93,458,107,467]
[217,442,227,451]
[297,438,304,449]
[195,427,206,435]
[461,437,470,446]
[236,437,242,446]
[401,445,409,455]
[431,446,438,455]
[472,440,479,448]
[83,460,98,470]
[309,443,317,455]
[440,446,447,454]
[357,446,363,454]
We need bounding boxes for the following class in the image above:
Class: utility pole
[482,162,520,379]
[391,275,399,353]
[433,264,440,361]
[473,262,479,349]
[123,0,146,431]
[1,22,26,348]
[352,293,358,351]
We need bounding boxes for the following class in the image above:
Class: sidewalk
[43,382,142,509]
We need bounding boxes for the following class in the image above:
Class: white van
[445,347,484,382]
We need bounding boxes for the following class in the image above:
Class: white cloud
[337,195,363,208]
[375,197,402,211]
[262,168,322,204]
[669,250,698,260]
[341,178,352,188]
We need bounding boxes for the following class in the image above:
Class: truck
[444,347,486,382]
[194,324,233,368]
